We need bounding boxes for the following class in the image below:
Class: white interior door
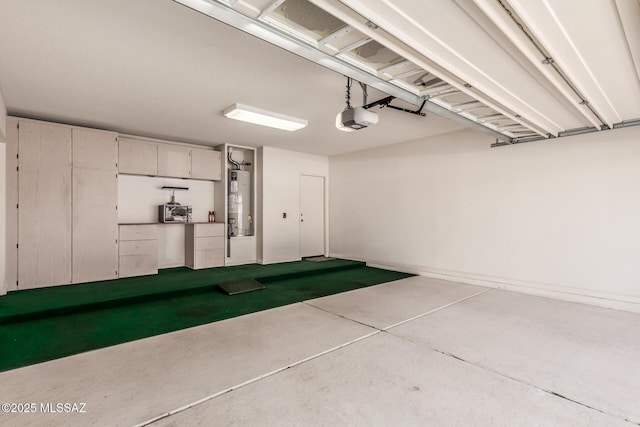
[299,175,325,258]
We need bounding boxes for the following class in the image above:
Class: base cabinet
[119,225,158,277]
[185,223,224,269]
[227,236,257,266]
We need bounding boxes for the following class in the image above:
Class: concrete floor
[0,276,638,426]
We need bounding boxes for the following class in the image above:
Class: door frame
[299,173,328,258]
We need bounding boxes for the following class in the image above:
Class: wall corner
[0,88,6,142]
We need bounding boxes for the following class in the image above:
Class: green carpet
[0,260,413,372]
[0,259,363,324]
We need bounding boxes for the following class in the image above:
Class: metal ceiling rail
[174,0,421,105]
[309,0,539,139]
[378,60,413,76]
[320,0,554,138]
[472,0,606,130]
[318,26,354,45]
[491,117,640,148]
[391,68,426,80]
[613,118,640,129]
[173,0,514,143]
[258,0,285,19]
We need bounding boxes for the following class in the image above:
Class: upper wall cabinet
[73,128,118,170]
[118,138,158,176]
[158,145,191,178]
[192,149,222,181]
[117,137,221,181]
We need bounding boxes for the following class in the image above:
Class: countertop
[118,222,224,226]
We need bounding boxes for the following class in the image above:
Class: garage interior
[1,0,640,425]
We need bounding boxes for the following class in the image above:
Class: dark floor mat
[218,279,265,295]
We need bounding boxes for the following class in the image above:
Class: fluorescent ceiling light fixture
[223,103,308,131]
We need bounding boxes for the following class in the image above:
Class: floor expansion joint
[411,343,634,425]
[137,287,496,426]
[133,330,382,427]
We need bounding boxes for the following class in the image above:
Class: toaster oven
[159,204,192,222]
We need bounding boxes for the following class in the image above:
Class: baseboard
[328,253,366,263]
[365,259,640,314]
[225,259,258,267]
[260,257,302,265]
[158,262,185,269]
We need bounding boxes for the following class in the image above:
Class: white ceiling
[3,0,639,156]
[192,0,640,144]
[0,0,463,156]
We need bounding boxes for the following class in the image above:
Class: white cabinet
[119,224,158,277]
[185,223,224,269]
[72,128,118,283]
[118,138,158,175]
[119,138,221,182]
[73,128,117,170]
[192,149,222,181]
[158,145,191,178]
[227,236,257,266]
[17,121,72,289]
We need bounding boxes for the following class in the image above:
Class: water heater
[228,169,252,236]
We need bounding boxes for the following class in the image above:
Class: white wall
[0,90,6,294]
[0,143,5,295]
[0,88,6,140]
[260,147,329,264]
[330,126,640,311]
[2,117,17,294]
[118,175,214,268]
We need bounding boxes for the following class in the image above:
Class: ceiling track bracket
[363,96,427,117]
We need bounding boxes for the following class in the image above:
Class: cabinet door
[119,240,157,256]
[195,236,224,250]
[72,128,117,170]
[72,129,118,283]
[72,168,118,283]
[191,149,221,180]
[119,254,158,278]
[18,121,72,289]
[195,223,224,237]
[158,145,191,178]
[195,249,224,269]
[119,224,158,241]
[119,138,158,175]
